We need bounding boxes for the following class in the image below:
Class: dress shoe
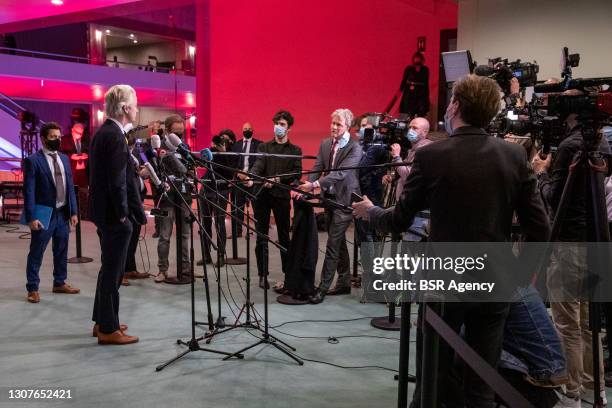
[327,286,351,296]
[97,330,139,345]
[259,277,270,289]
[309,289,326,304]
[52,283,80,294]
[121,277,130,286]
[27,291,40,303]
[164,276,192,285]
[92,323,128,337]
[124,271,149,279]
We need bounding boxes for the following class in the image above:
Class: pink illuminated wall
[208,0,457,158]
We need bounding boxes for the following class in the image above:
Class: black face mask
[243,130,253,139]
[46,138,60,151]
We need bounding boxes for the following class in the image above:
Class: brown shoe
[121,277,130,286]
[52,283,80,294]
[27,291,40,303]
[97,330,139,345]
[92,323,128,337]
[124,271,149,279]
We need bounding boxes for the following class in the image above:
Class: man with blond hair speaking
[89,84,147,345]
[300,108,362,304]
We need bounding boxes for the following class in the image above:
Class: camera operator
[198,132,234,266]
[353,75,550,406]
[153,115,192,284]
[300,108,363,304]
[531,89,609,406]
[355,115,389,295]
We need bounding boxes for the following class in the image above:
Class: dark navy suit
[89,119,146,334]
[23,150,77,292]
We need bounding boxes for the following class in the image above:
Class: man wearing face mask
[230,122,261,238]
[90,84,147,345]
[383,117,432,202]
[353,75,550,406]
[154,114,191,284]
[300,108,363,304]
[23,122,80,304]
[250,110,302,289]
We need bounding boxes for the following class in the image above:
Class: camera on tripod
[362,115,411,153]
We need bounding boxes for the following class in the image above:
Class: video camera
[489,47,612,154]
[475,58,539,95]
[362,114,411,154]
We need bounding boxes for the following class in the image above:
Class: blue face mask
[358,127,365,139]
[444,113,453,135]
[274,124,287,138]
[603,126,612,142]
[407,129,419,143]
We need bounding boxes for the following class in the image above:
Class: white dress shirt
[42,147,67,208]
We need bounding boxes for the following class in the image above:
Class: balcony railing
[0,47,193,75]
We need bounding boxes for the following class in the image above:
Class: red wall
[209,0,457,160]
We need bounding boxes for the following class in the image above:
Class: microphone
[144,162,162,187]
[200,148,213,161]
[150,134,161,149]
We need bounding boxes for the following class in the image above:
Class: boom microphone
[474,65,495,77]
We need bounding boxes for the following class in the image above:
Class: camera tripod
[544,124,610,408]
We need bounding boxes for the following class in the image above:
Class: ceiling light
[129,33,135,38]
[105,29,111,34]
[51,0,63,5]
[133,40,138,44]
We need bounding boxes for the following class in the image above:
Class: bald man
[230,122,261,237]
[383,117,432,200]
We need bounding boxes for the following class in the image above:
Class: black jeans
[411,302,510,408]
[92,220,133,334]
[200,190,228,259]
[253,191,290,277]
[230,185,252,236]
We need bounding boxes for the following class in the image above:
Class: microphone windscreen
[144,162,162,186]
[150,134,161,149]
[533,82,564,93]
[200,148,213,161]
[166,133,182,149]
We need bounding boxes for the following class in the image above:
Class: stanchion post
[420,299,444,408]
[68,185,93,264]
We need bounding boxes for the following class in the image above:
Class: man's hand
[263,179,273,188]
[382,174,394,185]
[246,180,254,188]
[510,77,520,95]
[70,215,79,227]
[138,166,150,179]
[531,151,552,174]
[236,172,248,181]
[290,190,303,200]
[390,143,401,158]
[299,181,315,193]
[120,216,128,224]
[28,220,43,231]
[352,195,374,220]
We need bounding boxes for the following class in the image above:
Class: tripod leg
[270,341,304,365]
[222,340,265,361]
[265,333,297,351]
[155,348,193,372]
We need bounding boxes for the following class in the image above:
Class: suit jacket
[23,150,78,222]
[89,119,146,226]
[368,126,550,242]
[60,135,89,155]
[60,135,90,187]
[309,137,362,207]
[231,138,262,171]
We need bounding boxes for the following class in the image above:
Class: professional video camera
[475,58,539,95]
[362,114,411,153]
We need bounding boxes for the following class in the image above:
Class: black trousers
[200,191,228,258]
[124,222,141,272]
[253,191,290,277]
[411,302,510,408]
[230,185,252,236]
[92,220,132,334]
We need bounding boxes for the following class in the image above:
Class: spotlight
[105,29,111,34]
[51,0,63,5]
[133,40,138,44]
[129,33,135,38]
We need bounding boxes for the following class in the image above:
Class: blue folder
[20,205,54,230]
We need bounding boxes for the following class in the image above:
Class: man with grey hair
[300,108,362,304]
[89,84,146,345]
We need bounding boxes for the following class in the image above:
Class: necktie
[49,153,65,206]
[241,141,248,170]
[76,140,81,153]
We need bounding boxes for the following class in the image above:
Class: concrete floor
[0,219,410,408]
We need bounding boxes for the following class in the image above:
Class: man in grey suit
[300,108,362,304]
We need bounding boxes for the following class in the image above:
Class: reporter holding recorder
[89,84,147,345]
[353,75,550,406]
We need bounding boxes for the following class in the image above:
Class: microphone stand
[194,158,303,365]
[155,166,242,372]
